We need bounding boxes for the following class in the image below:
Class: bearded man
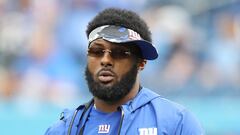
[45,8,204,135]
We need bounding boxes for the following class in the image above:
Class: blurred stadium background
[0,0,239,134]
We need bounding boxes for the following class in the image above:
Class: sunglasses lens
[88,48,104,57]
[88,47,131,59]
[111,49,131,59]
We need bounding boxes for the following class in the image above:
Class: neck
[94,78,140,113]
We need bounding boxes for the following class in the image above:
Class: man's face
[85,39,139,103]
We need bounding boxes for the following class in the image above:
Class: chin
[99,81,116,88]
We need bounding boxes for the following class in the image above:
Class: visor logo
[128,29,141,40]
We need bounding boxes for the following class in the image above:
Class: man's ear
[138,59,147,71]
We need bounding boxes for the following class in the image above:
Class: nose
[100,50,113,67]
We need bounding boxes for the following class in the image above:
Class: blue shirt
[83,106,121,134]
[45,87,204,135]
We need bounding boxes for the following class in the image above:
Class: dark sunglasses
[87,47,132,59]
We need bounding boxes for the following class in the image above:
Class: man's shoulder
[151,97,204,134]
[141,87,185,112]
[141,88,204,134]
[44,109,75,135]
[140,88,194,124]
[44,104,87,135]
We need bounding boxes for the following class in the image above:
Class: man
[45,8,204,135]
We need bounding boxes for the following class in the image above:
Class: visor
[88,25,158,60]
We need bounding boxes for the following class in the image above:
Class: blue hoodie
[45,87,204,135]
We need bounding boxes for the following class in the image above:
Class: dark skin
[87,39,146,113]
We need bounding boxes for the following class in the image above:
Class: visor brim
[88,25,158,60]
[103,38,158,60]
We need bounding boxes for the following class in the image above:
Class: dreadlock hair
[86,8,152,43]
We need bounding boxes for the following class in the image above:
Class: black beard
[85,63,138,104]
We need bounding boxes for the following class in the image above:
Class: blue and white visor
[88,25,158,60]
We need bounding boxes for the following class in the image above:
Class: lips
[97,70,115,83]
